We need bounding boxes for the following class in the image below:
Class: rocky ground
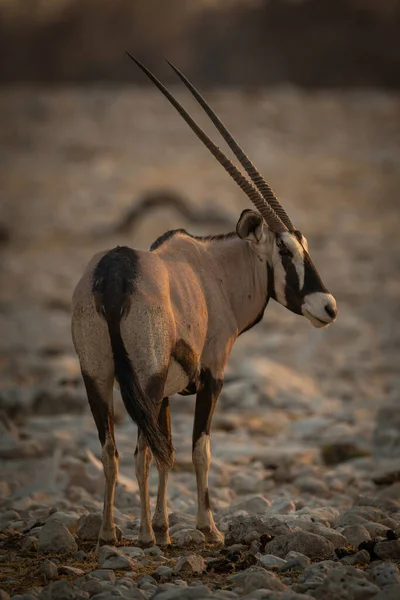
[0,87,400,599]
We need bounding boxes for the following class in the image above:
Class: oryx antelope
[72,56,337,548]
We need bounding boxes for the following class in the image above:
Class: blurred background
[0,0,400,512]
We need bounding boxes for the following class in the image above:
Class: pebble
[258,555,287,568]
[264,531,336,560]
[367,562,400,588]
[370,585,400,600]
[46,511,79,533]
[21,536,37,552]
[311,565,380,599]
[76,513,102,541]
[374,540,400,560]
[154,566,174,581]
[38,559,58,580]
[37,520,78,555]
[340,524,372,546]
[227,567,286,593]
[98,546,135,570]
[173,555,206,575]
[172,528,206,546]
[340,549,370,566]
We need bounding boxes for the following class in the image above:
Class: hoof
[198,527,224,544]
[137,535,156,548]
[154,532,171,547]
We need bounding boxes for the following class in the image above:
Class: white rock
[172,528,206,546]
[258,554,287,568]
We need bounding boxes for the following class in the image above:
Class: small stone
[78,580,104,597]
[258,555,287,568]
[38,559,58,580]
[152,585,210,600]
[77,513,102,541]
[268,498,296,516]
[37,520,78,555]
[321,442,369,465]
[232,495,271,515]
[46,580,89,600]
[90,569,116,582]
[0,591,10,600]
[312,565,380,599]
[58,566,85,577]
[173,555,206,575]
[265,531,335,560]
[143,545,163,557]
[98,545,135,571]
[341,525,372,546]
[243,531,260,545]
[340,549,370,566]
[367,562,400,588]
[294,475,329,495]
[154,566,173,582]
[375,540,400,560]
[228,566,286,593]
[119,546,144,559]
[46,512,79,533]
[370,585,400,600]
[21,536,37,552]
[172,528,206,546]
[280,551,310,572]
[137,576,157,588]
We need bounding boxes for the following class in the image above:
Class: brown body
[72,57,338,548]
[72,227,272,546]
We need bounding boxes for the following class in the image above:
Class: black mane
[150,228,236,251]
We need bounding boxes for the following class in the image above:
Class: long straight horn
[167,60,295,232]
[126,54,288,234]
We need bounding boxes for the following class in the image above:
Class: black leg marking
[82,372,114,448]
[192,369,223,451]
[172,339,200,387]
[204,488,211,511]
[158,397,172,446]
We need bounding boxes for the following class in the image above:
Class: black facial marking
[302,253,328,295]
[192,369,223,451]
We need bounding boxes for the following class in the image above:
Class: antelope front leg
[192,370,224,543]
[135,431,155,547]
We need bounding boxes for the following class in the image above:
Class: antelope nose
[325,303,337,320]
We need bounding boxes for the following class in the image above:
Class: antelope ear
[236,209,264,243]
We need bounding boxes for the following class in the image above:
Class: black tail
[93,246,173,469]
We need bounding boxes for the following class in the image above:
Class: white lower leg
[100,436,119,544]
[192,434,223,542]
[135,438,155,546]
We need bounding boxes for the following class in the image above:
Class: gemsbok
[71,56,337,548]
